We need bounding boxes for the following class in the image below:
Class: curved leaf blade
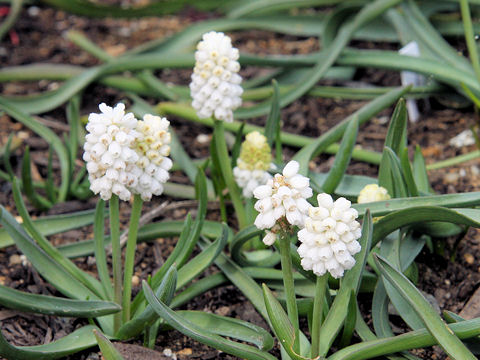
[143,281,277,360]
[0,284,120,317]
[0,325,100,360]
[93,330,125,360]
[375,255,476,360]
[176,311,274,351]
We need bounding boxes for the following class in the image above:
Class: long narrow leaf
[116,266,177,340]
[175,311,274,351]
[93,330,125,360]
[0,97,70,201]
[0,284,120,317]
[143,282,277,360]
[321,116,358,193]
[375,255,476,359]
[0,325,100,360]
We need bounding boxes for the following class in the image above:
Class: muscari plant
[2,1,480,360]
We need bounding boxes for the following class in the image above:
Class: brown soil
[1,3,480,360]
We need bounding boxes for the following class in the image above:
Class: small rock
[27,6,41,16]
[444,172,459,184]
[177,348,192,356]
[215,306,230,316]
[131,275,140,287]
[449,129,475,148]
[472,165,480,176]
[196,134,210,144]
[464,253,475,265]
[9,255,22,266]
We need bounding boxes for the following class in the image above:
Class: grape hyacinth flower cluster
[133,114,173,201]
[83,103,140,201]
[233,131,273,198]
[190,31,243,122]
[253,160,312,245]
[83,103,172,201]
[297,193,362,279]
[357,183,390,204]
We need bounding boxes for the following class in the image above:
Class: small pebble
[9,255,22,266]
[131,275,140,287]
[177,348,192,356]
[464,253,475,265]
[444,172,459,184]
[196,134,210,144]
[27,6,41,17]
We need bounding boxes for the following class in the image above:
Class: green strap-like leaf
[375,255,477,360]
[0,206,98,300]
[93,330,125,360]
[175,311,274,351]
[321,116,358,193]
[294,86,409,175]
[176,225,228,289]
[384,99,407,156]
[57,219,230,259]
[353,192,480,218]
[264,79,281,148]
[21,147,52,210]
[262,284,309,360]
[0,97,70,202]
[330,317,480,360]
[0,284,120,317]
[372,207,480,246]
[412,145,431,193]
[11,179,105,299]
[116,266,177,340]
[0,325,100,360]
[143,282,277,360]
[230,225,279,267]
[0,208,99,249]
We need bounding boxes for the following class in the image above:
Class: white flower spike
[297,193,362,279]
[253,160,313,245]
[190,31,243,123]
[233,131,273,198]
[83,103,139,201]
[132,114,173,201]
[357,184,390,204]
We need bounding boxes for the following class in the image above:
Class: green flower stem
[460,0,480,84]
[213,120,247,229]
[122,194,143,323]
[109,195,122,332]
[158,102,382,165]
[311,274,328,358]
[278,232,300,354]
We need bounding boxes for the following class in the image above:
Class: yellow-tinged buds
[237,131,272,171]
[358,184,390,204]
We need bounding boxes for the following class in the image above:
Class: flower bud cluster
[297,193,362,279]
[133,114,173,201]
[357,184,390,204]
[83,103,140,201]
[253,160,312,245]
[190,31,243,123]
[83,103,172,202]
[233,132,272,198]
